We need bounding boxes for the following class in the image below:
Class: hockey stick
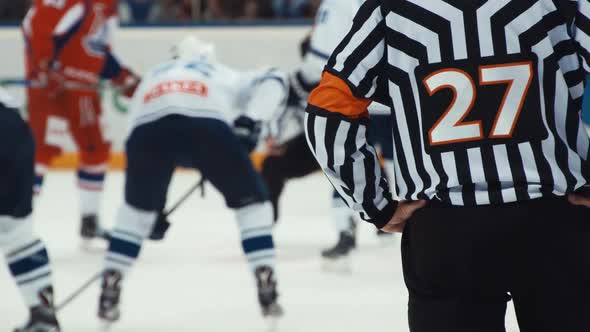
[167,175,206,216]
[149,175,206,240]
[55,271,103,312]
[0,78,102,92]
[53,176,207,311]
[100,176,205,241]
[0,79,31,87]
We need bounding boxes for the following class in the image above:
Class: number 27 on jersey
[417,57,547,153]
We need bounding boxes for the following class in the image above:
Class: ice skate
[255,266,283,318]
[320,230,356,273]
[322,216,357,261]
[14,287,60,332]
[321,217,357,272]
[322,231,356,259]
[81,214,102,239]
[98,270,122,323]
[80,215,109,250]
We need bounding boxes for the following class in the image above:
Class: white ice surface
[0,172,520,331]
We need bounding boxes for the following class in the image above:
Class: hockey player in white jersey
[98,36,285,322]
[0,88,61,332]
[262,0,396,261]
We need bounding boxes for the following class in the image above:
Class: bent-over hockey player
[262,0,395,260]
[0,88,60,332]
[97,36,286,323]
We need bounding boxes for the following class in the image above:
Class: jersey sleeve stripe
[324,115,340,172]
[304,112,317,152]
[307,72,371,118]
[304,104,396,228]
[333,0,383,73]
[53,3,86,36]
[339,25,385,86]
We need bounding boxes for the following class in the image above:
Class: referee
[305,1,590,331]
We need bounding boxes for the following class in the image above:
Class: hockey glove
[149,212,171,241]
[287,83,303,108]
[287,72,317,109]
[300,34,311,58]
[234,115,262,153]
[111,67,141,98]
[32,61,65,98]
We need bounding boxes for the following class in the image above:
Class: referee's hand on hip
[381,200,427,233]
[569,193,590,208]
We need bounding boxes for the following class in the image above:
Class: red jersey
[23,0,118,84]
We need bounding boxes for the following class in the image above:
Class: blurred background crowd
[0,0,320,23]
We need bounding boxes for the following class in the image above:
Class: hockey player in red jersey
[22,0,140,241]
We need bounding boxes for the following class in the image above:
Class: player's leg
[323,115,397,259]
[321,192,357,259]
[402,202,513,332]
[26,88,61,201]
[65,91,111,240]
[0,111,60,331]
[510,198,590,332]
[98,120,175,322]
[261,133,325,221]
[262,133,361,260]
[191,117,282,317]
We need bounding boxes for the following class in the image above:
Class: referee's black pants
[402,196,590,332]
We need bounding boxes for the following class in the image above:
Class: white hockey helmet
[171,36,216,62]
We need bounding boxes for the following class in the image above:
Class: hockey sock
[0,215,53,307]
[33,164,47,208]
[331,192,356,235]
[33,175,44,196]
[78,165,106,217]
[104,203,157,276]
[235,202,276,273]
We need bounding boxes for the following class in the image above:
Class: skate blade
[377,234,397,247]
[99,319,116,331]
[265,315,281,332]
[79,238,108,253]
[321,255,352,274]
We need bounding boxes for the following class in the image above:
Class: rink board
[0,25,309,168]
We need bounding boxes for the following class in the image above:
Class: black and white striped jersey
[305,0,590,228]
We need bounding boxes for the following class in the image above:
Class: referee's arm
[304,0,397,229]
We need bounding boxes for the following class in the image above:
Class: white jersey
[127,59,288,136]
[297,0,362,88]
[290,0,387,120]
[275,0,366,143]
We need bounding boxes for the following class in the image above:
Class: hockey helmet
[171,36,216,62]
